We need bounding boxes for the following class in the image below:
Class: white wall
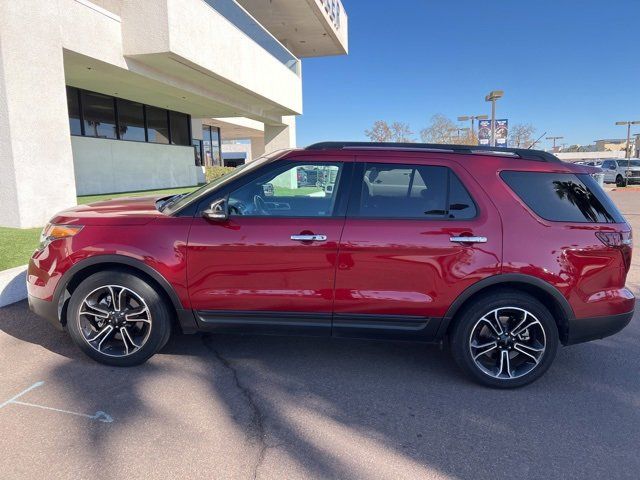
[555,151,625,161]
[72,137,199,195]
[0,1,77,228]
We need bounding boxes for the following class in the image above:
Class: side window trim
[346,161,478,221]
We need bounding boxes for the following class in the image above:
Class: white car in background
[601,159,640,187]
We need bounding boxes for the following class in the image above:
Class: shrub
[205,166,235,183]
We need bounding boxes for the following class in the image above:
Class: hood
[50,195,167,226]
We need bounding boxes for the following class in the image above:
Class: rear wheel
[67,270,172,366]
[450,290,559,388]
[616,175,627,187]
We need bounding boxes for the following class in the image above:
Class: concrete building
[0,0,348,228]
[594,139,628,152]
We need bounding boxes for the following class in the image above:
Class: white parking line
[0,381,113,423]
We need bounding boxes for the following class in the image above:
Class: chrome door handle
[291,234,327,242]
[450,236,487,244]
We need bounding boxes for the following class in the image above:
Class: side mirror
[203,198,228,222]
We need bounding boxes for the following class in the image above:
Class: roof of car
[305,142,562,163]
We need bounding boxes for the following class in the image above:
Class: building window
[170,111,191,146]
[65,86,193,148]
[202,125,222,166]
[192,139,203,166]
[117,99,146,142]
[66,87,82,136]
[81,91,117,139]
[146,106,170,144]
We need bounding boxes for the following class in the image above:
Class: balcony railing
[203,0,300,75]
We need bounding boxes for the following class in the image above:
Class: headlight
[38,224,83,250]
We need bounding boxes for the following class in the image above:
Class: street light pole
[546,136,564,151]
[615,120,640,186]
[457,115,488,139]
[485,91,504,147]
[615,120,640,159]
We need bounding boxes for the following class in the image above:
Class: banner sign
[478,120,491,145]
[495,119,508,147]
[478,119,508,147]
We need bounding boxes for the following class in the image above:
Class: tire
[616,175,627,187]
[450,290,559,388]
[67,270,172,366]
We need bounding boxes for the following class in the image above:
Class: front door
[186,158,351,335]
[332,158,503,340]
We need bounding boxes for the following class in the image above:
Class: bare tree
[509,124,536,148]
[365,120,414,142]
[365,120,392,142]
[420,114,459,144]
[389,122,414,142]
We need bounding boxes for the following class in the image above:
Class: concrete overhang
[64,51,289,125]
[119,0,302,116]
[208,117,265,139]
[236,0,348,57]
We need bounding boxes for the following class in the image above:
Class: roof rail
[305,141,561,163]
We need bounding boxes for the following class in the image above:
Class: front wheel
[450,290,559,388]
[67,270,172,366]
[616,175,627,187]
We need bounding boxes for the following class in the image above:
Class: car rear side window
[501,171,625,223]
[356,164,477,219]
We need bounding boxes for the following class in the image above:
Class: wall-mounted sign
[319,0,342,30]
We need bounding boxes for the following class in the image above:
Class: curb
[0,265,28,307]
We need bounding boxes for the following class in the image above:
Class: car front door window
[228,163,342,217]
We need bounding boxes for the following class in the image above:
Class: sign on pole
[478,120,491,145]
[495,119,508,147]
[478,119,508,147]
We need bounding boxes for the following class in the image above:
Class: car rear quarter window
[501,171,625,223]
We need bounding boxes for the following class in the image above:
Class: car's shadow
[2,300,640,479]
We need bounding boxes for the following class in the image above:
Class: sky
[297,0,640,150]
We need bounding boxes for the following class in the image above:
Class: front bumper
[28,294,64,331]
[566,309,634,345]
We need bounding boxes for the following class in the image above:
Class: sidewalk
[0,265,27,308]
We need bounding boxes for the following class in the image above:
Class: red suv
[27,142,635,388]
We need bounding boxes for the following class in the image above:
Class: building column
[248,116,296,161]
[0,1,77,228]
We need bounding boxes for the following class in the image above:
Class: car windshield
[622,160,640,167]
[160,151,285,214]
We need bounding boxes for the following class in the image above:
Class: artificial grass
[0,227,42,271]
[77,186,199,205]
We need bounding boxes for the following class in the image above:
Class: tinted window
[501,171,624,223]
[358,164,476,219]
[81,91,116,139]
[448,172,477,219]
[146,106,169,144]
[170,111,190,146]
[66,87,82,135]
[117,99,145,141]
[228,163,342,217]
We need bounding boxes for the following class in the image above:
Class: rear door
[332,156,503,340]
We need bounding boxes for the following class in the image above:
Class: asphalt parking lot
[1,189,639,480]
